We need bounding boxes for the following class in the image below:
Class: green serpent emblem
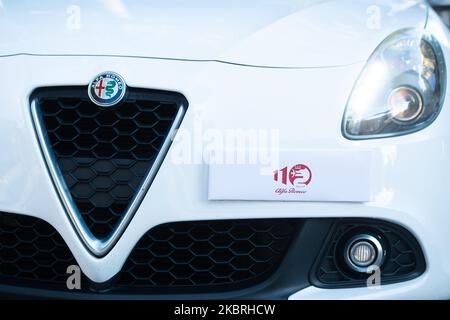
[105,80,117,98]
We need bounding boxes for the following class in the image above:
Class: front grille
[312,219,426,287]
[33,88,185,239]
[0,213,299,293]
[0,213,77,290]
[117,219,299,291]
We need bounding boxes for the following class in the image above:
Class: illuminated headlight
[342,29,446,139]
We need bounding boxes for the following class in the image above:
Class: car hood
[0,0,427,68]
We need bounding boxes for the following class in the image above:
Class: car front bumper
[1,54,450,299]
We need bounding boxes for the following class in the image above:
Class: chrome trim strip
[31,98,186,257]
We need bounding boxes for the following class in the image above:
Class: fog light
[350,241,376,266]
[344,234,384,273]
[388,86,423,122]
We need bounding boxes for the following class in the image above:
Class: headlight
[342,29,446,139]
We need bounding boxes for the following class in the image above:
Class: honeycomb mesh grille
[35,88,183,239]
[117,219,298,290]
[314,220,425,287]
[0,213,299,293]
[0,213,77,289]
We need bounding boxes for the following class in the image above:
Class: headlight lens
[342,29,446,139]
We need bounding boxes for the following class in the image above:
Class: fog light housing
[344,234,384,273]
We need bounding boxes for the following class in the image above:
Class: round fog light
[344,234,384,273]
[349,241,376,267]
[388,86,423,122]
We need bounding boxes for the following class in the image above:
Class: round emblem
[289,164,312,188]
[88,72,127,107]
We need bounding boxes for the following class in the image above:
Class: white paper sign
[208,149,375,202]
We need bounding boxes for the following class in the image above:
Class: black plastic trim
[0,215,333,299]
[310,218,426,289]
[0,215,426,299]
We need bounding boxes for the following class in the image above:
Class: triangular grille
[31,87,186,255]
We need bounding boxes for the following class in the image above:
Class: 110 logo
[274,164,312,189]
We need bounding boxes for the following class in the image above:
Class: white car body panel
[0,0,450,299]
[0,0,427,67]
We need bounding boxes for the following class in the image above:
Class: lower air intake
[117,219,299,291]
[0,213,300,293]
[0,213,77,290]
[312,219,426,288]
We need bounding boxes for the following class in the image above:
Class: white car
[0,0,449,300]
